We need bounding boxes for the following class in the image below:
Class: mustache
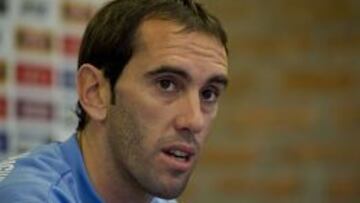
[158,130,200,152]
[179,130,198,146]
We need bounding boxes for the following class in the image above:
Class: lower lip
[159,152,193,172]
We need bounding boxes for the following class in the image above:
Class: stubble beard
[106,99,190,200]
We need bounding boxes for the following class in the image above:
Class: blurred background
[0,0,359,202]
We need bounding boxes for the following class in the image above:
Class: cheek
[198,113,217,143]
[199,122,212,144]
[128,94,172,142]
[134,100,167,127]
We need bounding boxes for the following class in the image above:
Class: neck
[78,123,153,203]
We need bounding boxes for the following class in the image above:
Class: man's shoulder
[0,142,69,182]
[0,142,73,202]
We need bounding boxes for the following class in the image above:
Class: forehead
[134,19,228,69]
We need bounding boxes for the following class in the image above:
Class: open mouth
[161,144,195,163]
[163,149,192,162]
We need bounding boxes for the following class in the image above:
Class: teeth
[170,149,187,158]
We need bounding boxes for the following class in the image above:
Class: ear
[76,63,111,122]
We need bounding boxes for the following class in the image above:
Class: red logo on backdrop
[16,27,53,53]
[17,62,53,87]
[63,35,81,57]
[0,97,7,120]
[17,99,53,121]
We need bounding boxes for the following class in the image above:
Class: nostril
[174,115,204,135]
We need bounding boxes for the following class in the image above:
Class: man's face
[105,19,228,199]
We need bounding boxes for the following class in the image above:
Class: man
[0,0,228,202]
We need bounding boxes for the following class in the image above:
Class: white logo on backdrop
[0,153,29,182]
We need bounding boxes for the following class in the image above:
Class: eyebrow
[208,75,229,89]
[145,65,191,81]
[145,65,229,88]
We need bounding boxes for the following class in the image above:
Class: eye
[157,79,176,92]
[201,88,219,103]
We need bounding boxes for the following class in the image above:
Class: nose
[174,92,205,135]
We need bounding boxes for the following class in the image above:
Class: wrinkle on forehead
[163,39,228,68]
[174,27,227,60]
[136,19,228,69]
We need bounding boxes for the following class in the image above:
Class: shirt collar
[60,134,103,203]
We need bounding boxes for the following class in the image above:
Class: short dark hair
[76,0,228,131]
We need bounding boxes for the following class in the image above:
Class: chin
[146,177,189,199]
[152,187,184,200]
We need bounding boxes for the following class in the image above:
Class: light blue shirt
[0,135,176,203]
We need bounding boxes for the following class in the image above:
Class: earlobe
[76,63,110,122]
